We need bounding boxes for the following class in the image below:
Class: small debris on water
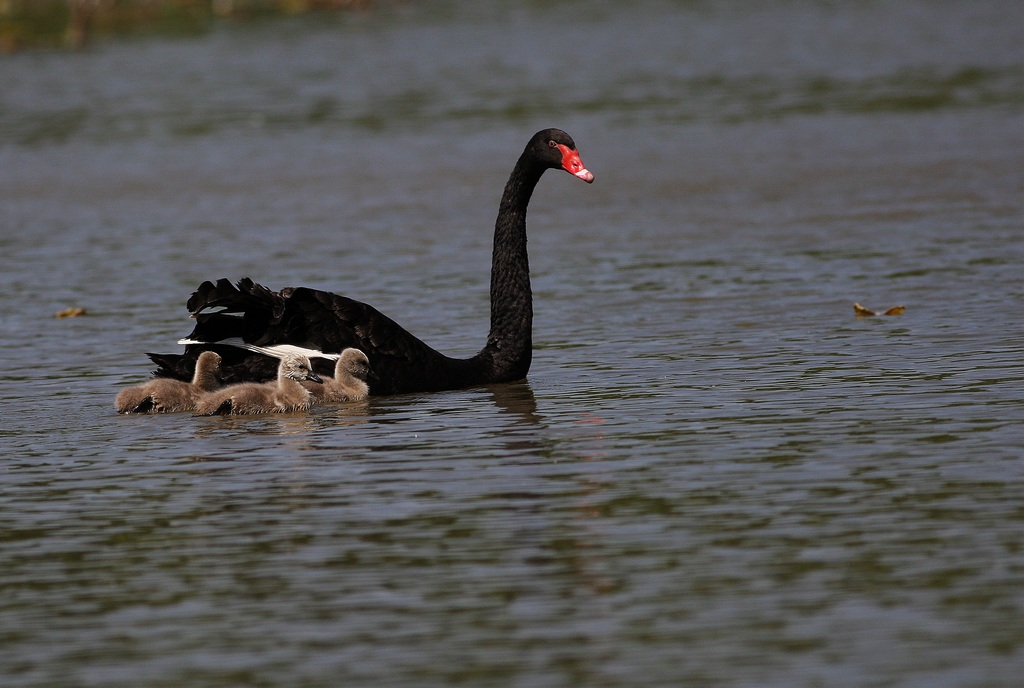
[55,307,88,318]
[854,303,904,317]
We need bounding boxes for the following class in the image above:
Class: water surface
[1,1,1022,686]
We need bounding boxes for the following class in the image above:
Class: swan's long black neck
[476,154,546,382]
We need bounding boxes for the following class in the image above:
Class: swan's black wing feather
[151,279,471,394]
[187,277,284,318]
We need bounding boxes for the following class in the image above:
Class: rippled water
[1,1,1022,686]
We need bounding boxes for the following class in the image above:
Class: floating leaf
[55,307,87,318]
[853,303,877,316]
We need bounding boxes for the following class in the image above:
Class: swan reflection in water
[186,380,540,447]
[185,380,616,594]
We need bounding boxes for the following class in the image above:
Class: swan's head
[282,354,322,384]
[531,129,594,183]
[337,348,375,382]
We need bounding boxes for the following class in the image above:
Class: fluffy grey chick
[303,347,373,403]
[194,354,322,415]
[116,350,222,413]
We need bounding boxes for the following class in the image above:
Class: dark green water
[1,1,1022,686]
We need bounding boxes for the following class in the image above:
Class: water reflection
[486,381,540,422]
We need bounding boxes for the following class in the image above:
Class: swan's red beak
[556,144,594,183]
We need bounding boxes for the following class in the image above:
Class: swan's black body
[148,129,593,396]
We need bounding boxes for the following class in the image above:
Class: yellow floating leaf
[853,303,877,316]
[55,307,87,318]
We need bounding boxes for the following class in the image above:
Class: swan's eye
[548,140,557,148]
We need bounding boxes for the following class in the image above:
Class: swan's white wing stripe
[177,337,340,361]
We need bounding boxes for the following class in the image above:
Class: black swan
[148,128,593,396]
[194,354,322,415]
[303,348,373,403]
[116,350,222,413]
